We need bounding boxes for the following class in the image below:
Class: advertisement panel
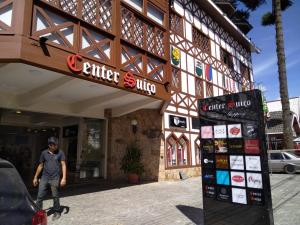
[232,188,247,204]
[245,156,261,171]
[216,155,229,169]
[215,139,228,153]
[214,125,227,138]
[245,139,260,154]
[202,154,215,169]
[228,124,242,138]
[216,170,230,185]
[231,171,246,187]
[204,184,216,198]
[216,186,231,202]
[247,173,263,189]
[201,126,213,139]
[230,155,244,170]
[199,90,274,225]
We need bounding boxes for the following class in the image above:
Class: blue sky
[246,0,300,101]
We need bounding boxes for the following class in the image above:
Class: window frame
[192,26,211,55]
[195,77,204,98]
[169,10,184,36]
[146,2,165,26]
[270,153,284,160]
[166,134,190,169]
[220,47,234,70]
[122,0,166,27]
[171,66,181,91]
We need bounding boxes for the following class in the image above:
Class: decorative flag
[171,46,180,66]
[196,61,203,77]
[205,64,212,81]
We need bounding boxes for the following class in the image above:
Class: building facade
[0,0,256,186]
[266,98,300,150]
[159,0,256,180]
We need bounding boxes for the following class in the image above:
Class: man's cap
[48,136,58,145]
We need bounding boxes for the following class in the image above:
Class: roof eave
[197,0,260,53]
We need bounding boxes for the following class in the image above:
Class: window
[167,136,177,167]
[147,4,164,25]
[170,11,183,36]
[123,0,143,12]
[220,48,234,70]
[270,153,284,160]
[283,153,292,160]
[206,83,213,97]
[240,62,250,81]
[178,137,188,165]
[171,67,181,90]
[120,6,165,57]
[193,27,210,54]
[195,78,204,98]
[166,135,189,167]
[123,0,165,26]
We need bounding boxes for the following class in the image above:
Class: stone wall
[159,167,201,181]
[107,109,163,181]
[106,108,201,182]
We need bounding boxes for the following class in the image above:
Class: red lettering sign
[202,104,208,111]
[227,100,235,109]
[67,54,82,73]
[124,72,136,88]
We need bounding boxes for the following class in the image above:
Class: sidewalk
[43,174,300,225]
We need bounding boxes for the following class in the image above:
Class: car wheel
[284,165,296,174]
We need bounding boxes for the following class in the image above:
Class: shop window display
[79,119,106,180]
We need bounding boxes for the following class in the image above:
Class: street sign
[199,90,274,225]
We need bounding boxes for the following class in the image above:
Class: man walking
[33,137,67,221]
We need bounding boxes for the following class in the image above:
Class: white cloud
[286,58,300,69]
[253,55,277,76]
[253,46,300,77]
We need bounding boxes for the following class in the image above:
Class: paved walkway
[43,174,300,225]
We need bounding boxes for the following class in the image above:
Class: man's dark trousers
[36,177,60,212]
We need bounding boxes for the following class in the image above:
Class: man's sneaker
[52,212,61,221]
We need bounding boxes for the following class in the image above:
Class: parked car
[0,158,47,225]
[268,151,300,174]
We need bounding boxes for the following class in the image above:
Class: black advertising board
[169,115,187,128]
[199,90,274,225]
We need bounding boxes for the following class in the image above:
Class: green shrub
[121,144,144,175]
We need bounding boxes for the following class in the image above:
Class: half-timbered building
[160,0,258,180]
[0,0,257,186]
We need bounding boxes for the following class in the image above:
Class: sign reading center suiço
[67,54,156,95]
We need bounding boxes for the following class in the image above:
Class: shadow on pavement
[29,179,156,199]
[176,205,204,225]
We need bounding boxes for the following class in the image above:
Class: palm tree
[238,0,294,149]
[262,0,294,150]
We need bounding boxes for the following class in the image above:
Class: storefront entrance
[0,108,107,188]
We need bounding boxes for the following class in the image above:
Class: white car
[268,152,300,174]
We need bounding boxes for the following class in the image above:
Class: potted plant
[121,143,144,184]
